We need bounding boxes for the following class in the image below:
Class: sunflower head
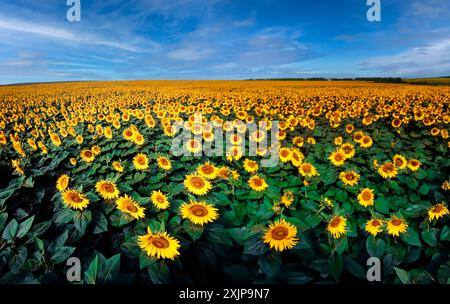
[157,156,172,171]
[112,161,124,172]
[197,162,218,179]
[56,174,70,192]
[180,201,219,226]
[184,174,212,196]
[327,216,347,239]
[95,180,120,200]
[62,189,90,210]
[378,162,398,179]
[248,175,269,192]
[243,159,259,174]
[80,149,95,163]
[133,153,149,170]
[357,188,375,207]
[339,171,360,186]
[116,194,146,220]
[138,228,180,260]
[428,203,449,222]
[151,190,170,210]
[263,218,299,252]
[365,219,384,236]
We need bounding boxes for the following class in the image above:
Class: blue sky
[0,0,450,83]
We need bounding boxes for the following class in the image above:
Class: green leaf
[1,219,18,241]
[148,261,170,284]
[54,208,75,224]
[50,246,76,264]
[101,254,121,283]
[366,236,386,258]
[343,256,365,279]
[400,228,422,247]
[91,212,108,234]
[328,254,343,282]
[421,228,437,247]
[440,226,450,241]
[258,252,282,277]
[394,267,410,284]
[183,221,204,241]
[286,272,314,284]
[84,255,99,284]
[418,184,430,195]
[0,213,7,231]
[206,227,233,246]
[374,197,390,214]
[16,216,35,238]
[73,210,92,235]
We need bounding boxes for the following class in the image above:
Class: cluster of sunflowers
[0,80,449,284]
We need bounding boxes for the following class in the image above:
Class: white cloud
[167,47,215,61]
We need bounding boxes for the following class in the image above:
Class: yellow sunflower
[112,161,124,173]
[243,159,259,174]
[133,153,149,170]
[157,156,172,171]
[186,139,202,153]
[248,175,268,192]
[393,154,407,169]
[329,150,346,167]
[340,143,355,159]
[62,189,90,210]
[357,188,375,207]
[360,135,373,148]
[281,191,294,207]
[263,218,299,252]
[138,228,180,260]
[56,174,70,192]
[327,216,347,239]
[378,162,398,179]
[428,203,449,222]
[407,159,421,171]
[184,174,212,196]
[91,145,101,155]
[298,162,320,177]
[95,180,120,200]
[339,171,360,186]
[365,218,384,236]
[116,194,146,220]
[150,190,170,210]
[279,147,292,163]
[80,149,95,163]
[180,201,219,226]
[197,162,218,179]
[387,217,408,237]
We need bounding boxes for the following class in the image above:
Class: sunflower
[56,174,70,192]
[112,161,124,172]
[184,174,212,196]
[70,158,77,166]
[95,180,120,200]
[339,171,360,186]
[334,136,343,145]
[197,162,218,179]
[180,201,219,226]
[263,218,298,252]
[279,147,292,163]
[329,150,346,167]
[345,124,354,133]
[442,181,450,191]
[428,203,449,222]
[122,127,134,141]
[138,228,180,260]
[80,149,95,163]
[91,145,101,155]
[378,162,398,179]
[407,159,421,171]
[290,149,304,167]
[281,191,294,207]
[340,143,355,159]
[243,159,259,174]
[393,154,407,169]
[116,194,146,220]
[248,175,268,192]
[62,189,90,210]
[327,216,347,239]
[360,135,373,148]
[365,218,384,236]
[357,188,375,207]
[387,217,408,237]
[353,131,364,143]
[186,139,202,153]
[133,153,149,170]
[157,156,172,171]
[298,162,320,177]
[151,190,170,210]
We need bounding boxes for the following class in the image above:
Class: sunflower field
[0,80,449,284]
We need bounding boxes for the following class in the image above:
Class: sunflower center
[69,193,83,203]
[252,178,263,187]
[125,202,138,213]
[281,150,289,157]
[84,151,93,157]
[138,157,146,165]
[125,130,132,137]
[190,205,208,217]
[371,220,381,226]
[156,195,165,203]
[395,159,404,166]
[362,191,372,201]
[151,237,170,249]
[330,217,342,228]
[201,165,214,174]
[432,205,443,213]
[345,173,355,180]
[302,164,312,173]
[191,177,205,189]
[334,153,343,161]
[383,164,395,172]
[391,219,402,226]
[271,227,289,240]
[363,137,370,144]
[102,183,115,193]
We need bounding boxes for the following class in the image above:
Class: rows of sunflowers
[0,80,449,284]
